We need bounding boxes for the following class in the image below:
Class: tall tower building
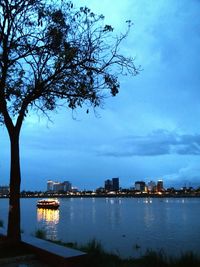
[105,179,112,191]
[147,181,156,192]
[47,180,54,191]
[104,178,120,191]
[47,180,72,192]
[157,180,164,192]
[62,181,72,192]
[135,181,146,192]
[112,178,119,191]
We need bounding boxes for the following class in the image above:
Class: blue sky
[1,0,200,191]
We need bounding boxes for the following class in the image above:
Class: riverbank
[1,236,200,267]
[48,239,200,267]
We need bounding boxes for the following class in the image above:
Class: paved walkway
[0,254,51,267]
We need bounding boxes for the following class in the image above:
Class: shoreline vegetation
[34,230,200,267]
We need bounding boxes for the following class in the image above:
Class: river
[0,197,200,258]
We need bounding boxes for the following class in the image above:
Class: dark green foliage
[132,250,200,267]
[171,252,200,267]
[137,249,169,267]
[0,0,139,120]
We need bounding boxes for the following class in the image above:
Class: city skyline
[0,0,200,191]
[46,177,199,191]
[47,177,200,192]
[1,176,199,193]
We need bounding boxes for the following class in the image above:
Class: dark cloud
[98,130,200,157]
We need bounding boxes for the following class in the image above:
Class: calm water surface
[0,197,200,258]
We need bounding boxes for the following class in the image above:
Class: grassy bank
[64,240,200,267]
[42,237,200,267]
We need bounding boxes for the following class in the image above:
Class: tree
[0,0,139,242]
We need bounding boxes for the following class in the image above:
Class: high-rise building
[63,181,72,191]
[147,181,156,192]
[135,181,146,192]
[104,178,120,192]
[105,179,113,191]
[47,180,54,191]
[0,186,9,196]
[112,178,119,191]
[53,182,63,192]
[47,180,72,192]
[157,180,164,192]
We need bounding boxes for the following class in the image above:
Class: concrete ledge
[22,234,86,258]
[21,234,87,267]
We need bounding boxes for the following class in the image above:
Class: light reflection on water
[37,208,59,240]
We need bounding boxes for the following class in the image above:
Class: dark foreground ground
[0,236,50,267]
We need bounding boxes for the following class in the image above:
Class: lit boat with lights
[37,199,60,209]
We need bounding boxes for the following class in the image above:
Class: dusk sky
[1,0,200,191]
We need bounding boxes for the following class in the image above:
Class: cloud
[164,163,200,188]
[97,130,200,157]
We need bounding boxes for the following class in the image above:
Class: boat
[37,199,60,209]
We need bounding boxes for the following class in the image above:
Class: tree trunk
[7,129,21,242]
